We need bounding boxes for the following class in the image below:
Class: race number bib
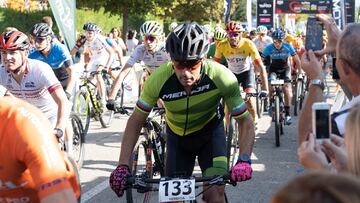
[159,178,195,202]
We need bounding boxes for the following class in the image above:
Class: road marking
[81,179,109,202]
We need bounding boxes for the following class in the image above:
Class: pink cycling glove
[230,161,252,182]
[109,165,131,197]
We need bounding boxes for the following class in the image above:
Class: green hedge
[0,7,122,35]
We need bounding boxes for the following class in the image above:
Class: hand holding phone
[305,16,323,51]
[312,102,331,144]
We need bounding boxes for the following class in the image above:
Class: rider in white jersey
[106,21,170,110]
[70,22,114,106]
[253,26,273,54]
[0,31,69,134]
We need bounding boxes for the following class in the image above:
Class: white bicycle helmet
[140,21,163,36]
[256,25,268,34]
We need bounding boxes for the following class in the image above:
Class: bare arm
[298,50,325,144]
[237,115,255,155]
[253,58,269,92]
[51,88,70,132]
[104,46,114,69]
[65,65,76,96]
[292,54,302,72]
[108,63,133,100]
[69,47,78,56]
[41,189,77,203]
[119,110,148,165]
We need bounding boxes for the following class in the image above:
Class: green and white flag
[48,0,76,50]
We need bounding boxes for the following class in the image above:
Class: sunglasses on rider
[144,35,157,43]
[34,37,47,44]
[173,59,202,70]
[228,32,241,38]
[274,39,283,44]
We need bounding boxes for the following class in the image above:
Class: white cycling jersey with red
[84,34,112,59]
[126,43,170,71]
[253,36,273,53]
[0,59,61,122]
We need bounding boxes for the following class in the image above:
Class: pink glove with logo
[230,162,252,182]
[109,165,131,197]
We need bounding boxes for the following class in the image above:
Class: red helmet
[0,31,30,51]
[225,21,244,33]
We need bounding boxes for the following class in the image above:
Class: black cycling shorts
[234,69,256,90]
[269,66,291,82]
[165,116,228,177]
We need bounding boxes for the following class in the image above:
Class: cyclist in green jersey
[109,22,256,202]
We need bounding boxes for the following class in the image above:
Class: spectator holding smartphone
[298,103,360,176]
[298,15,360,143]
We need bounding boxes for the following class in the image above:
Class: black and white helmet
[30,23,52,38]
[83,22,98,32]
[166,22,209,61]
[140,21,163,36]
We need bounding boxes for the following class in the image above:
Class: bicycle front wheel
[126,135,154,203]
[69,113,86,169]
[226,116,238,169]
[73,91,91,135]
[274,95,281,147]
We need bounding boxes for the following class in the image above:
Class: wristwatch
[310,79,325,91]
[54,128,64,139]
[238,154,251,164]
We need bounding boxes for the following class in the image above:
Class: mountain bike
[269,79,285,147]
[55,112,85,169]
[293,73,308,116]
[115,106,167,203]
[72,70,114,130]
[255,75,265,119]
[227,92,258,168]
[126,174,236,203]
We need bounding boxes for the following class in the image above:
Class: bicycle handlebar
[126,174,236,192]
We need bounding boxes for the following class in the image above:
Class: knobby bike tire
[293,80,301,116]
[274,95,281,147]
[64,154,82,203]
[69,113,86,169]
[256,82,264,118]
[299,79,306,111]
[90,88,113,128]
[149,120,166,177]
[227,117,238,169]
[126,135,153,203]
[73,91,91,135]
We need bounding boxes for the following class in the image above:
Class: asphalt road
[79,109,303,203]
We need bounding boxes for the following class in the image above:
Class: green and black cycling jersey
[135,59,249,136]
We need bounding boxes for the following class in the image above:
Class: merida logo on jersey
[162,84,211,99]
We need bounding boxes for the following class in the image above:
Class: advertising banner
[275,0,332,14]
[333,0,355,29]
[48,0,76,50]
[224,0,232,24]
[257,0,274,28]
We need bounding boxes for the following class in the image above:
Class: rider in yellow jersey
[214,21,269,124]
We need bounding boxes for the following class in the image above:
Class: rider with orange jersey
[0,97,80,203]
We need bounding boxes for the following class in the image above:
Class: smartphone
[332,57,340,80]
[305,16,323,51]
[312,102,331,144]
